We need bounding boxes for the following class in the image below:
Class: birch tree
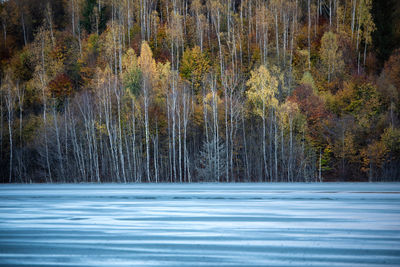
[246,65,279,182]
[3,74,15,183]
[320,31,344,82]
[138,41,156,182]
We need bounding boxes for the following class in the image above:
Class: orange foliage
[48,73,73,98]
[289,84,330,142]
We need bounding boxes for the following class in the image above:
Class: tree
[246,65,279,181]
[80,0,106,34]
[361,140,387,181]
[123,48,142,96]
[196,137,226,182]
[191,0,206,52]
[381,127,400,179]
[380,49,400,114]
[280,100,299,182]
[180,46,209,95]
[2,72,15,182]
[359,0,375,68]
[138,41,156,182]
[320,31,344,82]
[48,73,73,99]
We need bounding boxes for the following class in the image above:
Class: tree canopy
[0,0,399,183]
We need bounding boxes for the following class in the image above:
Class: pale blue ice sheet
[0,183,400,266]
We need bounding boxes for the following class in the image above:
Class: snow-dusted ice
[0,183,400,266]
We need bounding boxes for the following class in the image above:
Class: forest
[0,0,399,183]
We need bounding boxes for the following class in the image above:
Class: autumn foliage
[48,73,73,98]
[0,0,399,183]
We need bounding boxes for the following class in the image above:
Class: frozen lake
[1,183,400,266]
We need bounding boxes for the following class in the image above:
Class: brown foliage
[48,73,73,98]
[383,49,400,91]
[289,84,330,142]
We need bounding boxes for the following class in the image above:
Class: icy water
[0,183,400,266]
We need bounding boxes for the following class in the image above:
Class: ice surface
[0,183,400,266]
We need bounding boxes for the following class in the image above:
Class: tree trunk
[53,101,65,180]
[5,86,14,183]
[262,101,268,182]
[131,98,137,182]
[40,39,52,183]
[308,0,311,70]
[144,81,150,182]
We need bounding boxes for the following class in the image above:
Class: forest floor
[0,183,400,266]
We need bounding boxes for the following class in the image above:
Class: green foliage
[180,46,210,94]
[125,68,142,97]
[246,65,280,116]
[319,32,344,82]
[300,71,317,92]
[21,115,42,144]
[87,34,100,54]
[11,50,33,82]
[122,48,142,97]
[344,83,382,128]
[80,0,107,34]
[321,146,333,172]
[382,127,400,158]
